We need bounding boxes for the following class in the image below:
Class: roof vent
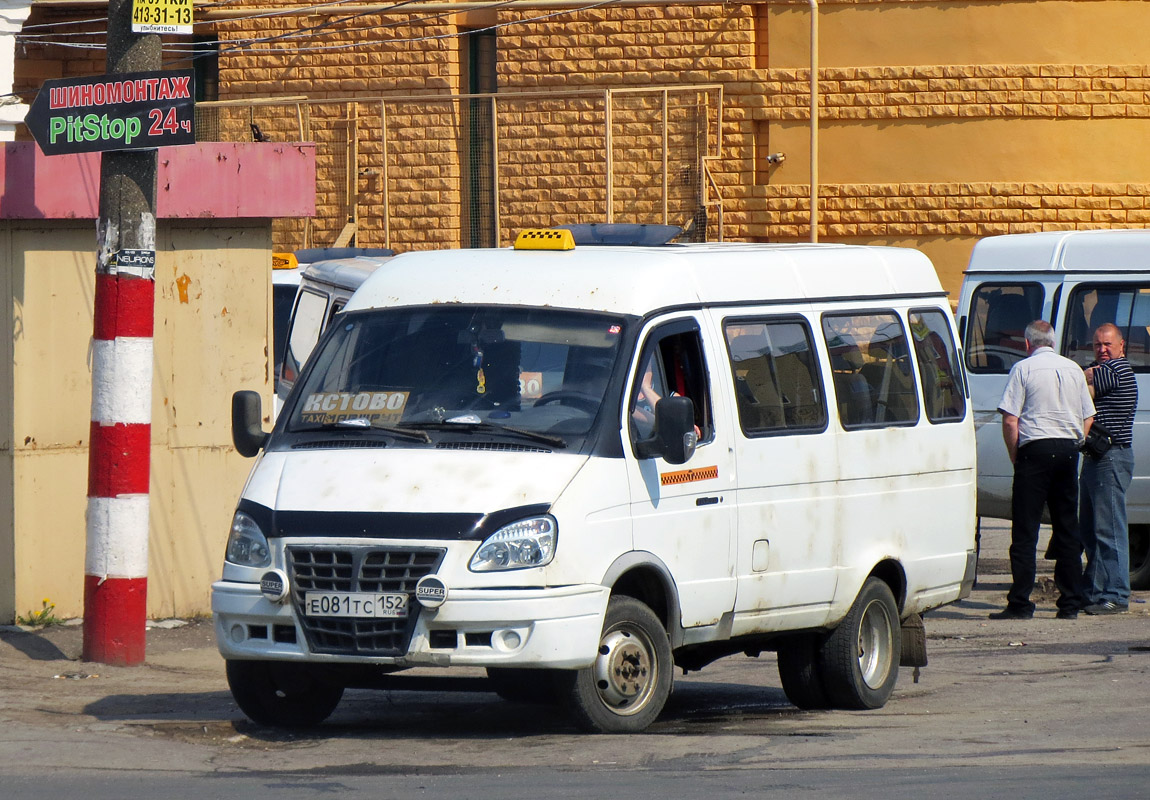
[559,223,682,246]
[293,247,396,263]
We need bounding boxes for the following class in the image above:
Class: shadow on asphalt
[78,678,797,741]
[0,629,69,661]
[85,691,237,722]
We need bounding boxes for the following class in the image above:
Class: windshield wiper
[292,419,431,442]
[409,420,566,449]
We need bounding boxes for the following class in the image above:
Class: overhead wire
[15,0,400,35]
[16,0,627,59]
[165,0,524,56]
[3,0,630,102]
[211,0,623,56]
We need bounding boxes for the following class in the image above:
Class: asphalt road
[1,519,1148,799]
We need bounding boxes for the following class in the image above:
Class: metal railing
[195,85,724,251]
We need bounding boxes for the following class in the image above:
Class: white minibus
[216,225,977,733]
[957,229,1150,590]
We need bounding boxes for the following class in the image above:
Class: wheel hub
[856,599,893,689]
[593,630,653,709]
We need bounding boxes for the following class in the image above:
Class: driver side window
[628,327,712,445]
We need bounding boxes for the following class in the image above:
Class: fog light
[230,624,244,644]
[497,629,522,650]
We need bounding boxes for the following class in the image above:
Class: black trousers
[1008,438,1087,613]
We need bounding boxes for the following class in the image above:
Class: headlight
[469,515,557,572]
[225,511,272,568]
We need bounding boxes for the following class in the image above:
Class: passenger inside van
[824,315,919,428]
[725,320,826,434]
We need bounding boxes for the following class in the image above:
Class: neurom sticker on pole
[114,249,156,279]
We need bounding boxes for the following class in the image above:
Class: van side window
[1062,284,1150,371]
[281,288,330,386]
[910,310,966,423]
[964,283,1044,374]
[822,313,919,429]
[630,329,712,444]
[724,319,827,435]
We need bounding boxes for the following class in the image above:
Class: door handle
[696,496,720,506]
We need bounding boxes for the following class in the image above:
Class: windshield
[285,306,627,440]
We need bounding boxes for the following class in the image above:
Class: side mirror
[635,395,697,465]
[232,390,268,458]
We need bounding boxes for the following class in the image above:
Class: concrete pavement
[0,518,1147,774]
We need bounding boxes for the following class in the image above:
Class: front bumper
[212,579,610,669]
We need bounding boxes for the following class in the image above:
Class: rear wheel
[819,578,901,710]
[1129,524,1150,591]
[556,596,672,733]
[226,660,344,728]
[776,633,830,710]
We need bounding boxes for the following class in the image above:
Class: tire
[556,596,673,733]
[818,578,901,710]
[776,633,830,710]
[1129,524,1150,591]
[486,667,558,705]
[226,660,344,728]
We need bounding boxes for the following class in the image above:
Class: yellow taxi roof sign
[514,228,576,251]
[273,252,299,270]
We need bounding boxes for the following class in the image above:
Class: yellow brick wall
[194,1,1150,292]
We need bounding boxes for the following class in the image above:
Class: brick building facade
[15,0,1150,294]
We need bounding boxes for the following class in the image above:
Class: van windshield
[285,306,626,440]
[964,283,1044,374]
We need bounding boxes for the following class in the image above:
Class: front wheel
[818,577,901,710]
[226,660,344,728]
[556,596,672,733]
[1129,524,1150,591]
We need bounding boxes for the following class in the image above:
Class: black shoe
[988,607,1033,620]
[1083,601,1128,616]
[1056,609,1078,620]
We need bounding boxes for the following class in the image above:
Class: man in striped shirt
[1080,323,1138,615]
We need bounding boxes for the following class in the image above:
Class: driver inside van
[631,348,702,441]
[631,352,664,439]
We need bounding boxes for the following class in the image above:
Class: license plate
[304,591,409,618]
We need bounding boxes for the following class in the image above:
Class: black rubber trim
[236,499,551,541]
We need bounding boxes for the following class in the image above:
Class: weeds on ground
[16,598,60,627]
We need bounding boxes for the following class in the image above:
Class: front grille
[287,545,445,657]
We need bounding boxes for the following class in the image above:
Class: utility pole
[82,0,161,666]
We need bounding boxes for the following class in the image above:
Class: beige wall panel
[0,226,13,622]
[12,445,253,621]
[1,221,275,622]
[155,223,274,449]
[148,445,251,618]
[768,1,1150,68]
[11,225,94,450]
[767,118,1150,184]
[12,449,86,619]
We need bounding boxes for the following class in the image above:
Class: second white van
[275,251,394,416]
[957,229,1150,590]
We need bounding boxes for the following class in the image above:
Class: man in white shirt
[992,320,1094,620]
